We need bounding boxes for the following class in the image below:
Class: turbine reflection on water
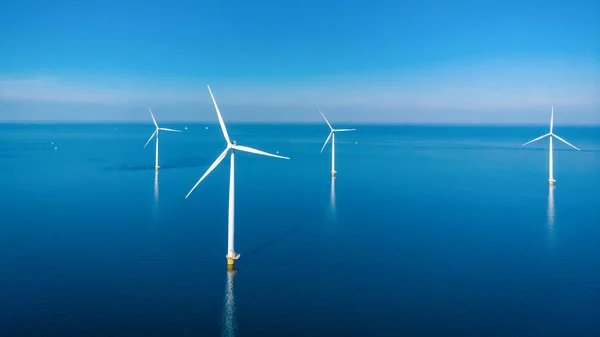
[221,268,238,337]
[330,177,336,212]
[150,171,160,236]
[547,186,555,244]
[154,170,159,202]
[329,177,337,224]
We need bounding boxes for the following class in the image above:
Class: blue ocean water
[0,123,599,336]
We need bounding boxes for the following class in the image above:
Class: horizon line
[1,120,599,127]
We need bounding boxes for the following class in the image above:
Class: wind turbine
[185,85,290,267]
[144,108,182,171]
[319,111,355,177]
[521,106,580,186]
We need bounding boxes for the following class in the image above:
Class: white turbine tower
[522,106,580,186]
[319,111,355,177]
[144,108,182,171]
[185,85,290,267]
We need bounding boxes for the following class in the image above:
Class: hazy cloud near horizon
[1,58,599,124]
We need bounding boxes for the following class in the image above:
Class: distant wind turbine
[521,106,580,186]
[144,108,182,171]
[319,111,355,177]
[185,85,290,267]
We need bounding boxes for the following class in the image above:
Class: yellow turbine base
[549,180,555,186]
[331,171,336,177]
[226,253,240,266]
[227,264,235,271]
[155,166,160,171]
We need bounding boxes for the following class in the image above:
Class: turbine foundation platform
[549,180,555,186]
[331,171,336,177]
[155,166,160,171]
[226,253,240,266]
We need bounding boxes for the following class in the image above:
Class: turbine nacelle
[521,133,580,151]
[521,106,580,151]
[185,85,290,200]
[143,108,182,148]
[319,110,356,153]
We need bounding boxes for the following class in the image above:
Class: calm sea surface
[0,123,599,336]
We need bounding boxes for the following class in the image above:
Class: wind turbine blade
[158,128,182,132]
[148,108,158,128]
[232,145,290,159]
[144,130,157,148]
[522,133,550,147]
[320,131,333,153]
[333,128,356,132]
[185,147,230,199]
[552,134,580,151]
[550,106,554,133]
[319,110,333,130]
[207,85,231,145]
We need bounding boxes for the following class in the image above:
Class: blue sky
[0,0,598,123]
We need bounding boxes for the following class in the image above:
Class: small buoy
[205,126,208,130]
[276,151,279,154]
[54,146,58,150]
[51,142,54,145]
[355,141,358,145]
[184,127,188,130]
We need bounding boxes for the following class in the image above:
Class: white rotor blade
[148,108,158,128]
[333,128,356,132]
[207,85,231,145]
[320,131,333,153]
[522,133,550,147]
[552,134,580,151]
[185,147,230,199]
[232,145,290,159]
[158,127,182,132]
[143,130,157,148]
[319,110,333,130]
[550,106,554,133]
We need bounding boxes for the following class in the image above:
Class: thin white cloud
[1,57,598,114]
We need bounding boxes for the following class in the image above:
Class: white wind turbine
[521,106,580,186]
[185,85,290,267]
[144,108,182,171]
[319,111,355,177]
